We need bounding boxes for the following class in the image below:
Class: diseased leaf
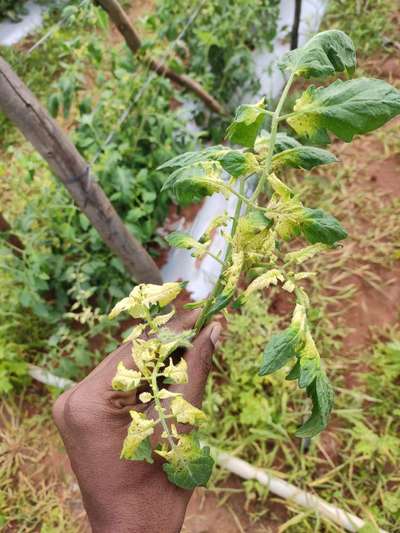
[259,327,303,376]
[295,371,334,437]
[268,173,294,200]
[279,30,356,79]
[158,146,226,170]
[272,146,337,170]
[301,207,347,245]
[288,78,400,144]
[126,436,153,463]
[285,243,329,264]
[163,447,214,490]
[120,411,155,462]
[166,231,205,253]
[161,161,227,203]
[218,150,246,176]
[255,131,301,156]
[161,433,214,490]
[226,100,267,148]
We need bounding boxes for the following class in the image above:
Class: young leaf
[288,78,400,144]
[301,207,347,245]
[158,146,226,170]
[279,30,356,79]
[225,100,267,148]
[166,231,205,254]
[162,162,227,203]
[272,146,337,170]
[163,444,214,490]
[259,327,303,375]
[295,371,334,438]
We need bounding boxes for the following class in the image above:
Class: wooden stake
[95,0,225,115]
[0,57,162,284]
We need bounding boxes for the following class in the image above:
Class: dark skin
[52,311,221,533]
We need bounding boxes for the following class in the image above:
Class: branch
[290,0,302,50]
[95,0,225,115]
[0,57,162,285]
[0,212,24,257]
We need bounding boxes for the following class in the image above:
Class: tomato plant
[109,30,400,489]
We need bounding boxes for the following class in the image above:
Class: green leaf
[163,441,214,490]
[218,151,258,177]
[158,146,226,170]
[279,30,356,79]
[259,327,303,376]
[226,100,267,148]
[203,291,234,323]
[272,146,337,170]
[161,162,226,203]
[288,78,400,144]
[286,359,300,381]
[295,371,334,438]
[298,357,320,388]
[301,208,347,245]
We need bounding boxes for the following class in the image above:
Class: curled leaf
[170,396,206,425]
[163,358,188,384]
[279,30,356,79]
[121,411,155,462]
[225,99,267,148]
[112,362,142,392]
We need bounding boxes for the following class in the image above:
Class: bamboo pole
[95,0,225,115]
[0,57,162,284]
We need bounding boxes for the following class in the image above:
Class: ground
[1,1,400,532]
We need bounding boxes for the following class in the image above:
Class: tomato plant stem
[194,178,245,333]
[251,71,296,202]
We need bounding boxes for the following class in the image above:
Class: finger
[167,309,200,334]
[168,321,221,408]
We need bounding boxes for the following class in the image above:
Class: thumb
[168,321,222,408]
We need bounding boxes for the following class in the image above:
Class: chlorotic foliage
[109,31,400,489]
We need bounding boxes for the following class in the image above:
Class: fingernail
[210,322,222,348]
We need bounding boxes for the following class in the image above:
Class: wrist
[85,490,189,533]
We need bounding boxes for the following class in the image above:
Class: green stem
[194,178,245,333]
[151,361,175,450]
[204,250,225,266]
[251,72,296,203]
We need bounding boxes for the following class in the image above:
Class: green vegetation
[204,300,400,530]
[324,0,398,54]
[0,0,281,390]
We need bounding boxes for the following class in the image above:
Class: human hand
[52,311,221,533]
